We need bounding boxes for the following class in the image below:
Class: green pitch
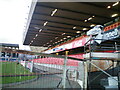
[0,61,36,84]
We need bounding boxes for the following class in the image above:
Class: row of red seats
[32,54,84,66]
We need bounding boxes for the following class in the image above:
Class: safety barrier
[1,47,119,89]
[0,47,85,89]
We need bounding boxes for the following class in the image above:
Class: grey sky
[0,0,32,50]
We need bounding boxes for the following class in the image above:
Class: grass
[0,61,37,84]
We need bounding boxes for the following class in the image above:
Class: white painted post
[30,60,33,72]
[84,61,88,90]
[24,55,27,68]
[24,60,26,68]
[30,55,34,72]
[5,52,6,61]
[62,56,67,88]
[0,49,1,59]
[0,45,2,88]
[10,52,13,61]
[77,62,84,89]
[62,51,69,88]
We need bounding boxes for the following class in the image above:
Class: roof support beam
[37,3,112,20]
[34,12,101,25]
[29,26,80,34]
[32,17,91,28]
[28,32,62,37]
[29,29,77,35]
[80,2,119,12]
[30,22,89,31]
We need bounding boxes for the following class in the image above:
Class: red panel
[32,53,85,66]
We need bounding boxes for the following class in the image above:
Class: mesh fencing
[0,48,85,89]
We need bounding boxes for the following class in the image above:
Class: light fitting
[76,31,81,33]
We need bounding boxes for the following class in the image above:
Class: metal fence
[0,47,86,89]
[1,47,119,89]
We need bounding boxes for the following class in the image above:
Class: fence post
[30,55,34,72]
[62,56,67,88]
[0,46,1,89]
[62,51,69,88]
[84,61,88,90]
[5,52,7,61]
[0,48,1,59]
[30,60,33,72]
[78,62,84,89]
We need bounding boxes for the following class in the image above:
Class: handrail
[0,47,84,61]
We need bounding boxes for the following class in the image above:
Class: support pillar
[30,61,33,72]
[62,56,67,88]
[62,51,69,88]
[84,61,88,90]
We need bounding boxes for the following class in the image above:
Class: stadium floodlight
[107,6,111,9]
[88,17,92,21]
[62,33,66,35]
[83,28,87,30]
[67,36,71,38]
[111,14,118,17]
[73,26,76,29]
[84,20,87,22]
[55,37,58,39]
[90,24,95,27]
[51,9,58,16]
[43,21,48,26]
[39,29,42,32]
[76,31,81,33]
[112,2,119,6]
[35,34,38,37]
